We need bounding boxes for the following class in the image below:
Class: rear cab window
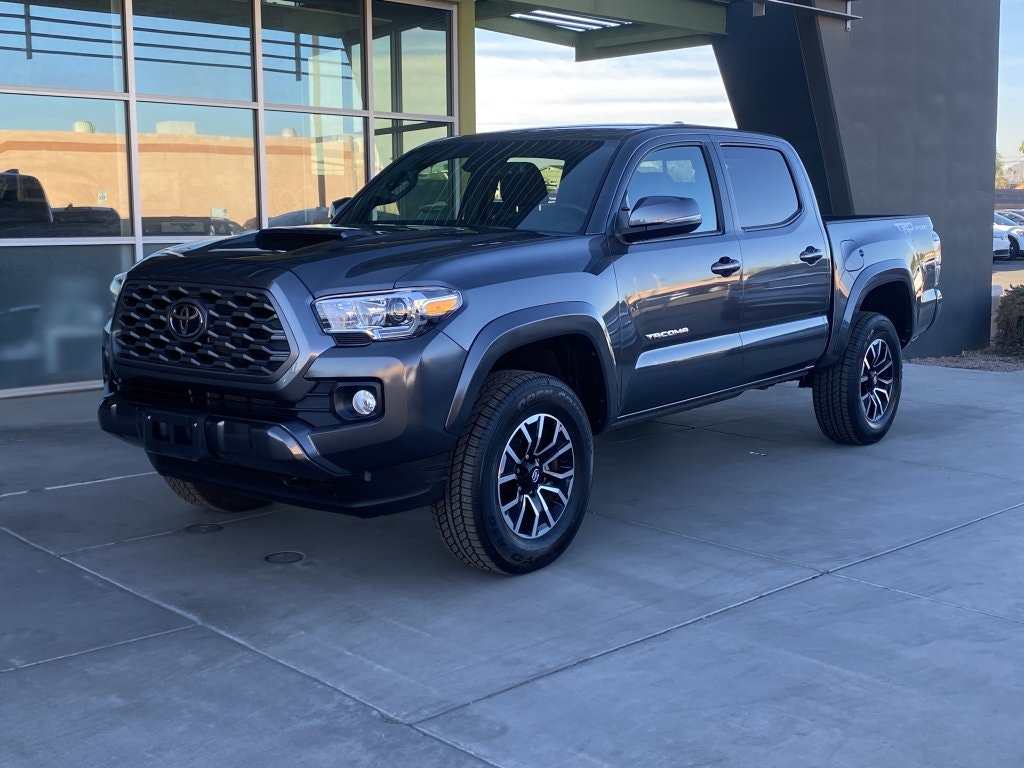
[720,145,800,229]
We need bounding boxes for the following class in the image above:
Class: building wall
[0,131,132,219]
[0,0,459,393]
[818,0,999,356]
[716,0,1000,356]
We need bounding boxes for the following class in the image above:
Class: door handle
[799,246,824,265]
[710,257,741,277]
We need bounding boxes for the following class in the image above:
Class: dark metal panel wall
[712,5,848,216]
[714,0,999,356]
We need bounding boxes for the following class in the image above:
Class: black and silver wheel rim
[860,337,895,426]
[496,413,575,540]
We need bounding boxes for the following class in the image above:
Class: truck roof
[454,124,766,142]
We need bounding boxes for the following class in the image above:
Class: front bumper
[100,310,469,516]
[99,395,452,516]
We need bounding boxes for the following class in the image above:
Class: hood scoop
[255,226,372,252]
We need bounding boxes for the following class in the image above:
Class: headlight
[314,288,462,340]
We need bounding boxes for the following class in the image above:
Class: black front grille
[114,282,292,377]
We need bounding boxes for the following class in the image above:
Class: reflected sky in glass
[0,1,124,92]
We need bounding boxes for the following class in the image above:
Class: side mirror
[616,196,702,243]
[330,197,352,218]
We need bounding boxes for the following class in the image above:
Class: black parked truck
[100,126,942,574]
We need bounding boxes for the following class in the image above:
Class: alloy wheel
[860,337,895,425]
[496,413,575,540]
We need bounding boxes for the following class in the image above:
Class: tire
[812,312,903,446]
[1011,238,1021,260]
[163,476,271,513]
[432,370,594,575]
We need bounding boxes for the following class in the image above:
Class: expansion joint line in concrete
[0,625,194,674]
[36,550,504,767]
[826,500,1024,575]
[410,571,824,726]
[0,471,158,500]
[833,574,1024,629]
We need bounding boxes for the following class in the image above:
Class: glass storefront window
[0,93,130,238]
[0,244,132,389]
[0,0,124,92]
[373,1,450,117]
[373,119,450,173]
[265,111,365,224]
[261,0,364,110]
[133,0,253,101]
[137,103,256,236]
[0,0,457,391]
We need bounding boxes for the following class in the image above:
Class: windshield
[994,213,1018,227]
[334,138,616,234]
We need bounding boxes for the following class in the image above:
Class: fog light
[352,389,377,416]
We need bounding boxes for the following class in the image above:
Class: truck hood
[131,225,572,295]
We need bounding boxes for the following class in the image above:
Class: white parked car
[998,209,1024,226]
[993,213,1022,259]
[994,224,1012,260]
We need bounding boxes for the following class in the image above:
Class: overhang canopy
[474,0,730,62]
[474,1,862,61]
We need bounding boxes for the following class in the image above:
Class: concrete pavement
[993,259,1024,293]
[2,363,1023,767]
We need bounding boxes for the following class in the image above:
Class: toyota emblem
[166,299,207,341]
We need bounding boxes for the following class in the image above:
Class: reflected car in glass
[0,170,52,237]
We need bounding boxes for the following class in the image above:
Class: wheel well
[857,281,913,346]
[491,334,609,433]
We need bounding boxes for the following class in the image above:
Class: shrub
[994,284,1024,355]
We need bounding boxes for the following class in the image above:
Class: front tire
[163,476,271,513]
[432,370,594,575]
[812,312,903,445]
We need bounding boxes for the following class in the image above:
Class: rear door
[716,142,831,381]
[613,138,745,416]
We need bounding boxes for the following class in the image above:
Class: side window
[625,145,718,233]
[721,146,800,229]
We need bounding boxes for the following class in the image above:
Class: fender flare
[820,261,915,368]
[444,302,619,434]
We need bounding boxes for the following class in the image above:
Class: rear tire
[432,370,594,575]
[163,476,271,513]
[812,312,903,445]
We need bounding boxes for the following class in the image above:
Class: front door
[614,142,744,416]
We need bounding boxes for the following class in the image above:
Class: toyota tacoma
[100,126,942,574]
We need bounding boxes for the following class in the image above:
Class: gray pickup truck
[100,125,941,574]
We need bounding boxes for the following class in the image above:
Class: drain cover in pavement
[265,551,304,564]
[183,523,224,533]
